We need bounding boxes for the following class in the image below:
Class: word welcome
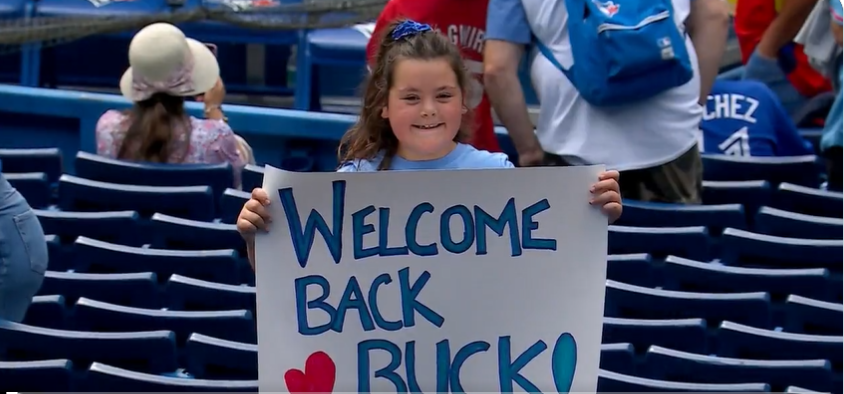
[278,181,558,268]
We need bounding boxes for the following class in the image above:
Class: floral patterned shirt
[95,110,245,188]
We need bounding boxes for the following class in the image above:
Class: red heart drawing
[284,351,336,393]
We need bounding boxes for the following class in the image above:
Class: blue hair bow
[391,20,432,41]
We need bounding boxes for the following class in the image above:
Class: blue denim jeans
[742,50,808,118]
[0,174,48,323]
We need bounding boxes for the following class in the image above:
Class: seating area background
[0,1,841,392]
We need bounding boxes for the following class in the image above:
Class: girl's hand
[237,188,272,241]
[590,170,622,224]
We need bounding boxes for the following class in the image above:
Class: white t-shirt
[488,0,704,171]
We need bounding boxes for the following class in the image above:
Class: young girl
[365,0,502,154]
[237,20,622,268]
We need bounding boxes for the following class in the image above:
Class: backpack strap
[534,37,576,82]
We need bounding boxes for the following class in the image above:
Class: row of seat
[1,318,840,392]
[25,274,841,341]
[34,252,843,315]
[37,212,842,282]
[2,148,837,197]
[11,171,841,250]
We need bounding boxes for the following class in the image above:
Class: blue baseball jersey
[701,80,813,157]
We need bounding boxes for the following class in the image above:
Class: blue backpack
[537,0,693,107]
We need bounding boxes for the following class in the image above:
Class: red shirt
[734,0,831,99]
[365,0,502,153]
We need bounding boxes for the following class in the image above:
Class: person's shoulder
[455,144,515,169]
[96,110,127,134]
[191,116,234,136]
[337,156,382,172]
[97,109,126,126]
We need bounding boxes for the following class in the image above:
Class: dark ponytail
[118,93,187,163]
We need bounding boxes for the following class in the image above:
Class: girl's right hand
[237,188,272,241]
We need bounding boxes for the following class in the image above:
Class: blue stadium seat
[617,201,746,231]
[717,321,843,365]
[643,345,833,393]
[75,151,234,199]
[4,171,50,208]
[701,180,772,212]
[772,183,843,218]
[220,188,250,224]
[602,317,708,354]
[150,213,243,252]
[0,320,178,373]
[44,233,63,269]
[597,369,770,392]
[607,253,654,287]
[702,154,821,187]
[35,0,167,18]
[787,386,830,393]
[241,164,264,192]
[73,236,241,285]
[23,294,68,329]
[71,297,256,344]
[754,207,842,240]
[605,280,771,327]
[662,255,833,301]
[35,209,141,246]
[296,27,368,111]
[185,333,258,380]
[0,0,26,19]
[80,362,258,392]
[166,274,255,312]
[39,271,159,308]
[58,174,216,221]
[783,295,843,336]
[0,359,75,392]
[608,225,710,260]
[0,148,63,182]
[599,343,636,375]
[721,228,843,271]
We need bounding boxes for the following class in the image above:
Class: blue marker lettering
[352,205,379,259]
[498,336,547,392]
[405,203,438,256]
[278,180,345,267]
[475,198,522,257]
[521,199,557,251]
[399,267,445,328]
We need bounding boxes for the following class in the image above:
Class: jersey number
[718,127,751,157]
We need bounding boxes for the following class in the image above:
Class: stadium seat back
[75,151,234,199]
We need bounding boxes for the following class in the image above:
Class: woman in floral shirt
[95,23,246,188]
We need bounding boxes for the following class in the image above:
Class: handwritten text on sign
[255,166,608,393]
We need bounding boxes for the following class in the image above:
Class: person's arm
[483,0,544,166]
[686,0,731,105]
[769,86,814,155]
[756,0,818,58]
[95,111,123,158]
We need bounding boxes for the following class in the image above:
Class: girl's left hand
[590,170,622,224]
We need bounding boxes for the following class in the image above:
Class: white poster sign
[255,165,608,393]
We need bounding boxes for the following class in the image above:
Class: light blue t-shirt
[337,143,515,172]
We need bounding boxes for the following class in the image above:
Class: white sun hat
[119,22,219,102]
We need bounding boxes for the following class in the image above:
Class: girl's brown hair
[338,19,474,170]
[118,93,189,163]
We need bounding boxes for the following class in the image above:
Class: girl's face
[382,57,465,161]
